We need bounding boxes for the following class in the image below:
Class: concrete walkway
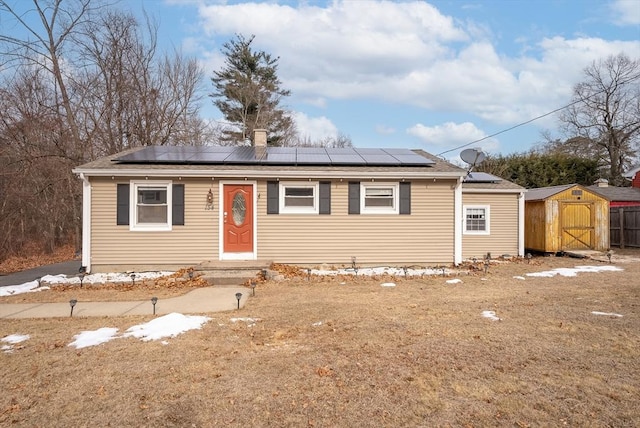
[0,286,249,319]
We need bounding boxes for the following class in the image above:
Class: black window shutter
[319,181,331,214]
[399,182,411,215]
[116,183,130,225]
[348,182,360,214]
[267,181,279,214]
[172,183,185,225]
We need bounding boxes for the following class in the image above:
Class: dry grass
[1,252,639,427]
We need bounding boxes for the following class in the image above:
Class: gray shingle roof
[587,185,640,202]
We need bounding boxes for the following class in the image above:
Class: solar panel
[296,152,332,164]
[464,172,502,183]
[262,147,297,164]
[114,146,436,167]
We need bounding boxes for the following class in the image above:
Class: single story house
[73,131,525,273]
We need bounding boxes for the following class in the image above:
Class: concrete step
[194,260,272,286]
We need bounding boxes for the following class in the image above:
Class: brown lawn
[1,251,639,427]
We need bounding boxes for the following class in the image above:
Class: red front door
[223,184,253,253]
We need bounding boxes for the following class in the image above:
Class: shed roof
[523,184,608,201]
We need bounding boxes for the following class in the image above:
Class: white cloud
[407,121,498,152]
[375,124,396,135]
[189,1,640,129]
[610,0,640,25]
[293,111,338,141]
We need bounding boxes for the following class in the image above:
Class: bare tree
[557,53,640,186]
[0,1,206,260]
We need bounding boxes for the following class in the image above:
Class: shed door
[223,184,253,254]
[560,202,595,250]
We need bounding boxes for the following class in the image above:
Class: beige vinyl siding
[257,179,455,265]
[462,193,520,260]
[90,177,218,272]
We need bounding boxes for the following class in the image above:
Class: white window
[131,180,172,231]
[280,182,318,214]
[464,205,490,235]
[361,183,398,214]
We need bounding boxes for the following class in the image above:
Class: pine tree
[210,34,295,146]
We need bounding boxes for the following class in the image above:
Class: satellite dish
[460,148,486,166]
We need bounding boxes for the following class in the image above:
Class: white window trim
[361,182,399,214]
[463,205,490,235]
[130,180,172,231]
[279,181,319,214]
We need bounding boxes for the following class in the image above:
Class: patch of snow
[482,310,501,321]
[446,278,462,284]
[230,317,261,324]
[312,321,323,327]
[1,334,30,344]
[381,282,396,287]
[310,266,447,277]
[124,313,210,342]
[513,276,525,280]
[1,334,30,353]
[161,341,169,345]
[68,328,119,349]
[526,265,623,278]
[0,281,49,297]
[43,271,174,285]
[591,311,623,317]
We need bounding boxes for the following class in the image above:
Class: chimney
[633,171,640,188]
[254,129,267,147]
[594,178,609,188]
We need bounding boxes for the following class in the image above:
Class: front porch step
[194,260,272,286]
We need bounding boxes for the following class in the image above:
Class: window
[361,183,398,214]
[279,182,319,214]
[464,205,490,234]
[131,181,172,230]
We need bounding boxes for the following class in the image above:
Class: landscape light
[251,281,256,296]
[403,266,408,278]
[151,297,158,315]
[526,253,532,264]
[130,273,136,286]
[78,272,86,288]
[36,277,42,288]
[235,292,242,310]
[307,268,312,281]
[69,299,77,317]
[188,270,194,280]
[606,250,612,264]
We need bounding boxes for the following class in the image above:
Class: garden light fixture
[69,299,77,317]
[78,272,86,288]
[235,292,242,310]
[151,297,158,315]
[251,281,256,296]
[130,273,136,286]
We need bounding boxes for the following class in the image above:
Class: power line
[435,75,637,157]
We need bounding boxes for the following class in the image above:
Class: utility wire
[435,75,637,157]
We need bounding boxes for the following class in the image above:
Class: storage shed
[525,184,609,253]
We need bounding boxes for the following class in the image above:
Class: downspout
[79,173,92,273]
[454,177,463,265]
[518,191,525,256]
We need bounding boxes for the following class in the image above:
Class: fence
[610,206,640,248]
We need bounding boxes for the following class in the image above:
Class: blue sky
[125,1,639,160]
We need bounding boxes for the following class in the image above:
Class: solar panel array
[464,172,502,183]
[114,146,435,167]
